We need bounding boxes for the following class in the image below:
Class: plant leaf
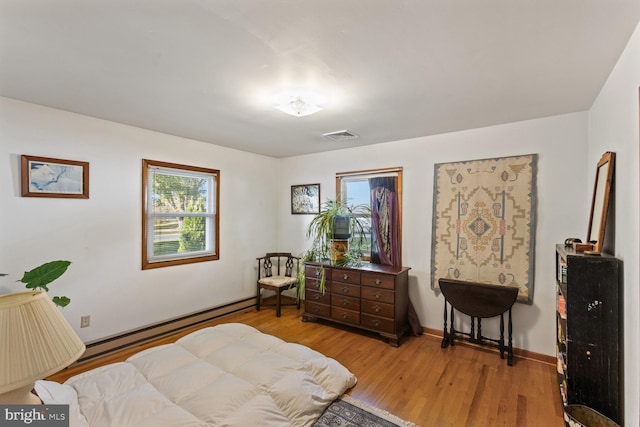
[19,260,71,291]
[52,296,71,308]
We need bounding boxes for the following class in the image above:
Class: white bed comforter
[36,323,357,427]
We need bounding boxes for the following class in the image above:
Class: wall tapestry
[431,154,538,304]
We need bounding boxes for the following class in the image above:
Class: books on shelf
[557,257,567,283]
[557,294,566,319]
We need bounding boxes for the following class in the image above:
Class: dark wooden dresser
[302,261,410,347]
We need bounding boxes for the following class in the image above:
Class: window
[142,159,219,269]
[336,167,403,264]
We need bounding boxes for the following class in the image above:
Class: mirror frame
[587,152,615,253]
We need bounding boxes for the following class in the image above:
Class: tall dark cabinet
[555,244,622,424]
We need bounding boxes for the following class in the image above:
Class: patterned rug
[430,154,538,304]
[314,395,418,427]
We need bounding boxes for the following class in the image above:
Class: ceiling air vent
[322,130,359,141]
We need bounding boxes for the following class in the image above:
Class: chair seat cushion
[258,276,297,288]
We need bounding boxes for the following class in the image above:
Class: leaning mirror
[587,152,615,253]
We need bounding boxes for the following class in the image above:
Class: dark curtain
[370,175,418,337]
[369,176,400,266]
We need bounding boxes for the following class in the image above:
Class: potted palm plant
[297,197,370,301]
[305,198,369,263]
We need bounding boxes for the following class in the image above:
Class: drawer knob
[342,313,349,320]
[373,306,381,313]
[375,279,381,285]
[343,274,349,280]
[313,306,320,313]
[341,299,349,306]
[374,292,381,299]
[342,287,349,293]
[373,320,381,327]
[314,294,321,300]
[315,271,320,277]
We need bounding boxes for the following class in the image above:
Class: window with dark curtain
[369,176,400,266]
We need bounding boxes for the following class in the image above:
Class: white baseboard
[78,297,255,362]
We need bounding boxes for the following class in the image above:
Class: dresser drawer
[305,265,331,281]
[305,277,331,292]
[333,282,360,298]
[362,272,395,290]
[331,307,360,325]
[361,299,394,318]
[306,288,330,305]
[362,313,395,334]
[305,301,330,317]
[361,286,394,304]
[332,268,361,285]
[331,294,361,312]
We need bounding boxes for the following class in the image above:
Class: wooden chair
[256,252,300,317]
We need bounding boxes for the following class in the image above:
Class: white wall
[2,27,637,417]
[588,20,640,426]
[280,111,589,357]
[0,97,280,342]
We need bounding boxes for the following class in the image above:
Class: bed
[34,323,357,427]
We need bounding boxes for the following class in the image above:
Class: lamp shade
[0,291,85,394]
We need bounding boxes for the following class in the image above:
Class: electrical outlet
[80,315,90,328]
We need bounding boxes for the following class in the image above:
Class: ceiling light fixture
[273,91,325,117]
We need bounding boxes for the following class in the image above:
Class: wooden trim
[335,166,403,177]
[421,326,556,365]
[77,297,254,363]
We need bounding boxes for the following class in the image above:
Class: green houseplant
[1,260,72,307]
[305,198,370,263]
[297,197,370,301]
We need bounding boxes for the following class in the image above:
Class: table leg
[499,313,505,359]
[507,308,514,366]
[470,316,476,341]
[441,299,449,348]
[449,305,455,346]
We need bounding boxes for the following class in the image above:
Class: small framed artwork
[21,155,90,199]
[291,183,320,214]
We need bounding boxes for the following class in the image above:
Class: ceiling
[1,1,639,158]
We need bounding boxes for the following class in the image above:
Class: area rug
[314,395,418,427]
[430,154,538,303]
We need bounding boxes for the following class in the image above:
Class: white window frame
[142,159,220,270]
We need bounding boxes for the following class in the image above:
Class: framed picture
[21,155,90,199]
[291,184,320,214]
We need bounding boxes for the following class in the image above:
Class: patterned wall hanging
[431,154,538,303]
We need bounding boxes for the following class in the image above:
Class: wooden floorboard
[48,304,565,427]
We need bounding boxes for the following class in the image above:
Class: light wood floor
[49,305,565,427]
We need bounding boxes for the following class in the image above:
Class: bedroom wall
[0,96,280,342]
[279,111,589,358]
[587,20,640,426]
